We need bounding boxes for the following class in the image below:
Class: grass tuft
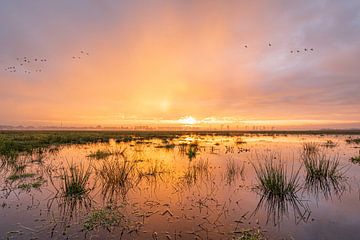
[61,163,91,197]
[302,142,320,155]
[302,153,344,181]
[253,158,300,199]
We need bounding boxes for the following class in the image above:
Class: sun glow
[178,116,197,125]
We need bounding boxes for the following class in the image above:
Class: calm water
[1,134,360,239]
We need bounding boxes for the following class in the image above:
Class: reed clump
[253,159,301,199]
[61,163,91,197]
[302,153,344,182]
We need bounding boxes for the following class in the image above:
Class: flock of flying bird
[2,44,315,76]
[3,50,90,75]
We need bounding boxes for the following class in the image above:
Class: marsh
[0,131,360,239]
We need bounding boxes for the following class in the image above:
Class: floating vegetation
[83,205,126,231]
[350,155,360,164]
[17,177,46,191]
[7,172,36,181]
[233,228,265,240]
[87,149,113,160]
[346,138,360,144]
[61,163,92,197]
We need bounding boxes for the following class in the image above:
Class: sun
[178,116,197,125]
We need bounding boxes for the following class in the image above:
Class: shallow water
[1,134,360,239]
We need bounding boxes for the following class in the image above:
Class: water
[0,134,359,239]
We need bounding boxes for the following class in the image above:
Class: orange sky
[0,1,359,129]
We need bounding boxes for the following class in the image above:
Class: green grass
[234,228,265,240]
[187,145,198,160]
[62,163,91,197]
[302,154,344,181]
[0,130,359,159]
[18,178,46,191]
[83,205,125,231]
[303,153,346,199]
[97,158,138,199]
[253,159,301,199]
[7,172,36,181]
[350,155,360,164]
[252,155,309,225]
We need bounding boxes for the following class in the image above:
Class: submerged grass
[61,163,91,197]
[225,158,245,184]
[7,172,36,181]
[234,228,265,240]
[83,205,125,231]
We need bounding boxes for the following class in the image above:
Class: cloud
[0,0,359,127]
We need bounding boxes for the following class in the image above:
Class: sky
[0,0,359,129]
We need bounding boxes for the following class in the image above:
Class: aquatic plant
[61,163,91,197]
[181,158,210,187]
[302,153,344,182]
[17,177,46,191]
[97,157,138,199]
[322,140,338,148]
[83,205,125,231]
[303,153,347,199]
[138,160,166,178]
[252,156,309,225]
[253,159,301,199]
[235,138,247,145]
[87,149,113,160]
[225,158,245,184]
[346,138,360,144]
[7,172,36,181]
[234,228,265,240]
[302,142,320,155]
[187,145,198,160]
[350,155,360,164]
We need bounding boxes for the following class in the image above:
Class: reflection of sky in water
[0,134,359,239]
